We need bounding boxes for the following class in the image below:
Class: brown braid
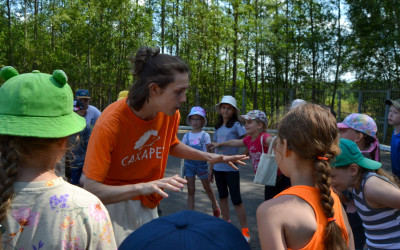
[315,160,348,250]
[0,136,21,242]
[278,103,349,249]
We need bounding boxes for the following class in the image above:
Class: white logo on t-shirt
[121,130,163,166]
[134,130,160,150]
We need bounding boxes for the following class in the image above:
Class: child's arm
[209,139,245,151]
[364,176,400,209]
[264,135,274,146]
[256,197,294,250]
[169,142,248,170]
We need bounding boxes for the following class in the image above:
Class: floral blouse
[1,177,117,249]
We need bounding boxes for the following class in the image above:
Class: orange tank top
[275,186,349,250]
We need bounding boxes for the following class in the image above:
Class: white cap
[215,95,241,121]
[290,99,306,110]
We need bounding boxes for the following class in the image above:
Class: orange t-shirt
[83,99,180,209]
[275,186,349,250]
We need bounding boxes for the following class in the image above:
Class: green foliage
[1,0,397,132]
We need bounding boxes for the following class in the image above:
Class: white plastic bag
[254,135,278,186]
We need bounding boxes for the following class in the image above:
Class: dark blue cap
[119,210,250,250]
[75,89,90,98]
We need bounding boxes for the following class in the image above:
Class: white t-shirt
[181,131,211,151]
[85,105,101,128]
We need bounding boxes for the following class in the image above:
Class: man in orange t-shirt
[82,47,248,246]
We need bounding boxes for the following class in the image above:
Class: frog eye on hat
[53,70,67,86]
[0,66,19,81]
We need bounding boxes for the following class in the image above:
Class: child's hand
[265,136,274,146]
[206,143,214,152]
[209,154,248,170]
[208,142,220,151]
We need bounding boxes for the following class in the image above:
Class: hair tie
[327,217,336,223]
[317,156,328,161]
[144,48,160,64]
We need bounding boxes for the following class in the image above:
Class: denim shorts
[184,163,209,179]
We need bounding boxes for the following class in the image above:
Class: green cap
[0,66,86,138]
[331,138,381,170]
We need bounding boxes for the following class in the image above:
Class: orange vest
[275,186,349,250]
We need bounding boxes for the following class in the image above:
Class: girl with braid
[257,104,354,250]
[0,67,116,249]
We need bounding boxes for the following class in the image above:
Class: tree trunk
[175,0,180,55]
[310,0,316,102]
[6,0,14,65]
[232,0,239,97]
[161,0,166,53]
[331,0,342,109]
[253,0,259,109]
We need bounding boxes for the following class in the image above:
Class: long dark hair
[128,46,189,110]
[215,114,241,129]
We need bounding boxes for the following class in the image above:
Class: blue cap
[119,210,251,250]
[75,89,90,98]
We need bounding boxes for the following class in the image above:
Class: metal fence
[178,89,400,145]
[94,87,400,145]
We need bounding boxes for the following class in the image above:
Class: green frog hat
[0,66,86,138]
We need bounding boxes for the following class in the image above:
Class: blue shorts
[184,163,209,179]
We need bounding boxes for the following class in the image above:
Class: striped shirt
[352,172,400,249]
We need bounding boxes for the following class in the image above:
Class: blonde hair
[350,166,400,191]
[278,103,348,250]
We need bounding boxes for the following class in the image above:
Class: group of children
[182,95,281,242]
[2,48,400,249]
[182,95,400,249]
